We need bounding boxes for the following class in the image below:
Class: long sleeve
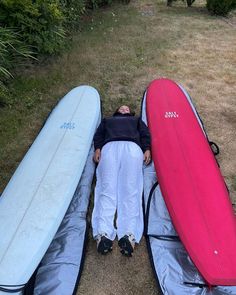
[94,119,106,150]
[138,119,151,152]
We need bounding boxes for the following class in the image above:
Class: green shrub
[0,0,120,56]
[0,26,34,79]
[59,0,86,29]
[0,26,35,106]
[0,0,65,54]
[231,0,236,8]
[35,0,66,54]
[206,0,233,15]
[86,0,113,9]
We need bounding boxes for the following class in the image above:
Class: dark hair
[113,106,135,116]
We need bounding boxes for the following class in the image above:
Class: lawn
[0,1,235,294]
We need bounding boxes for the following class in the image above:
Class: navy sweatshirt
[94,113,151,152]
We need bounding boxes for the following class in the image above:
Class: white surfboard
[0,86,101,294]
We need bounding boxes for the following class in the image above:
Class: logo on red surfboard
[165,112,179,118]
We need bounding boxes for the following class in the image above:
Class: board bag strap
[209,141,220,156]
[0,284,26,293]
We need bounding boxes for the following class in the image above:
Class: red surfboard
[146,78,236,286]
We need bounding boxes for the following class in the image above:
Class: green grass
[232,175,236,192]
[0,70,64,189]
[1,0,235,194]
[0,2,236,293]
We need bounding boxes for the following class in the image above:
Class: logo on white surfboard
[60,122,75,129]
[165,112,179,118]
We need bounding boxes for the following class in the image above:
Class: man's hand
[93,149,101,163]
[144,149,151,165]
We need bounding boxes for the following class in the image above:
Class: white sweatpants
[92,141,144,242]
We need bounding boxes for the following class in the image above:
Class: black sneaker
[118,234,135,257]
[96,235,113,255]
